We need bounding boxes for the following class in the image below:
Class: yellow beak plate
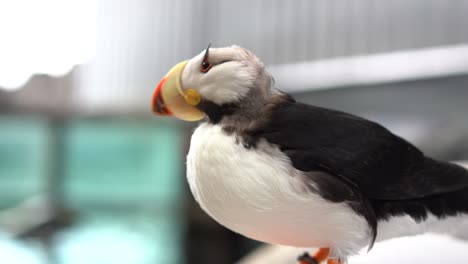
[152,61,205,121]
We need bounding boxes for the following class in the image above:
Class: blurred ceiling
[0,0,96,90]
[76,0,468,110]
[1,0,467,114]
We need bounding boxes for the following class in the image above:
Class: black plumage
[201,92,468,246]
[251,98,468,201]
[243,96,468,246]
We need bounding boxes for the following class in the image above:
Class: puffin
[151,44,468,264]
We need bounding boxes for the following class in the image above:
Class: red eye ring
[201,60,212,73]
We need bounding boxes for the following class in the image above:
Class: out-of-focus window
[58,119,184,264]
[0,116,50,206]
[0,116,185,264]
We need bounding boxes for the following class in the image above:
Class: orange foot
[297,248,342,264]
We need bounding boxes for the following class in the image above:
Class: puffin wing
[255,101,468,200]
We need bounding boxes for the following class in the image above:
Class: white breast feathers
[186,123,372,258]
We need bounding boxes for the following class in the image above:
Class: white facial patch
[181,47,259,105]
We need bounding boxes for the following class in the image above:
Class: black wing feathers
[255,101,468,200]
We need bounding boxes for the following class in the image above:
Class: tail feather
[411,157,468,196]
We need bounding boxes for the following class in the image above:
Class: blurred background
[1,0,468,263]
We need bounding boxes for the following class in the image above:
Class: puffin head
[152,45,272,122]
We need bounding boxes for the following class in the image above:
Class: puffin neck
[196,99,239,124]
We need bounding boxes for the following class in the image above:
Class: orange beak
[151,61,205,121]
[152,76,171,115]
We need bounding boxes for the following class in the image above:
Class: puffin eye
[200,59,212,73]
[200,43,212,73]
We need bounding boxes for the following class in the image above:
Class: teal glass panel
[0,116,49,207]
[60,118,185,264]
[63,119,183,208]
